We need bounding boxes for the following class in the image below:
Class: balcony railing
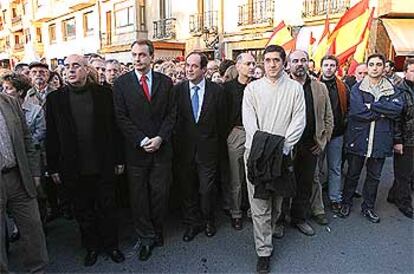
[153,18,176,40]
[14,43,24,51]
[12,15,22,26]
[101,31,136,47]
[303,0,350,18]
[238,0,274,26]
[189,11,218,35]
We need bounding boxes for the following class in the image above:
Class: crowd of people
[0,39,413,274]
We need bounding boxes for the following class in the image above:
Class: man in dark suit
[113,39,175,261]
[174,52,227,242]
[0,92,48,273]
[46,54,125,267]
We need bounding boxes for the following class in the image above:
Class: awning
[382,19,414,56]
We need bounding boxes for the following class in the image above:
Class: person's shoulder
[114,71,134,85]
[153,71,172,83]
[173,79,188,90]
[47,87,65,100]
[206,79,224,93]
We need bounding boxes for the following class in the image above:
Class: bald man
[46,54,125,266]
[224,53,256,230]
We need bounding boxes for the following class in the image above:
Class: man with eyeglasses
[223,52,256,231]
[46,54,125,266]
[24,62,56,224]
[25,62,52,107]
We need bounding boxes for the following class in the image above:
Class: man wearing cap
[24,62,61,223]
[25,62,53,108]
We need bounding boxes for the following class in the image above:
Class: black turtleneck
[224,78,248,129]
[322,77,345,137]
[299,77,316,146]
[68,84,99,175]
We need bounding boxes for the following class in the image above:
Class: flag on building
[266,21,296,52]
[328,0,371,65]
[347,7,375,75]
[308,31,316,57]
[312,16,330,68]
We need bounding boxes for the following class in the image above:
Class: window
[23,0,28,15]
[62,17,76,41]
[14,35,20,45]
[83,12,94,36]
[49,24,56,44]
[24,28,31,43]
[37,0,48,8]
[12,8,17,18]
[160,0,172,19]
[114,6,134,28]
[36,27,42,43]
[0,16,3,31]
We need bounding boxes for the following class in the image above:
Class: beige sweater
[242,72,306,154]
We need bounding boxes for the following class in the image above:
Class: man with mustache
[285,50,333,236]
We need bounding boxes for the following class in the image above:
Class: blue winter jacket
[344,77,403,159]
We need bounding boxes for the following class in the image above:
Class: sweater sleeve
[242,83,259,150]
[283,84,306,154]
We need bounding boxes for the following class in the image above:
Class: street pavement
[8,158,414,273]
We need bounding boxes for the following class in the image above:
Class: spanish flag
[266,21,296,52]
[328,0,371,64]
[312,16,330,68]
[347,7,375,75]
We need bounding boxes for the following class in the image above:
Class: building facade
[0,0,412,69]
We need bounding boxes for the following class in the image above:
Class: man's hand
[33,176,41,188]
[310,144,321,155]
[143,137,163,153]
[115,165,125,175]
[51,173,62,184]
[394,144,403,155]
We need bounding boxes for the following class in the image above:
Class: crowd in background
[0,40,413,274]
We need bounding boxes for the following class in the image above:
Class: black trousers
[291,144,318,224]
[179,159,217,228]
[71,175,118,251]
[127,163,171,246]
[388,146,414,209]
[342,154,385,210]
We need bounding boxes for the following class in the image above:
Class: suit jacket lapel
[129,71,148,102]
[199,80,213,123]
[151,71,161,99]
[183,81,196,123]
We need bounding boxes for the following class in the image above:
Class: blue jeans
[326,135,344,203]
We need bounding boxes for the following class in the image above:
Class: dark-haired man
[174,51,227,242]
[319,55,349,212]
[387,57,414,219]
[340,54,403,223]
[113,39,175,261]
[243,45,306,274]
[384,60,403,86]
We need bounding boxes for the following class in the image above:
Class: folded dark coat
[247,131,296,199]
